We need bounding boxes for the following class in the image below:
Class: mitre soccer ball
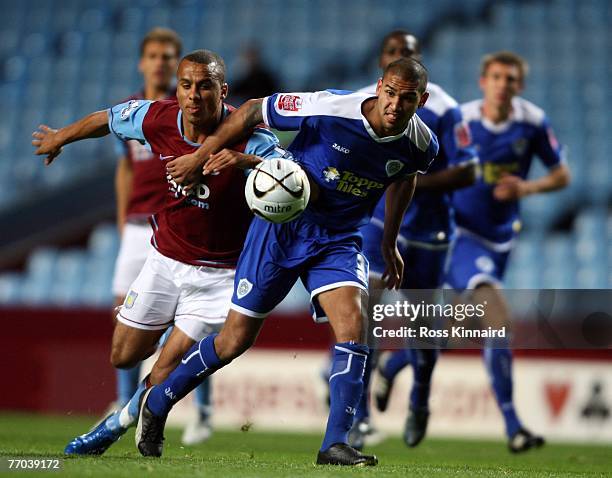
[244,159,310,223]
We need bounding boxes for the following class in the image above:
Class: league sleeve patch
[546,126,559,151]
[120,100,140,120]
[277,95,303,112]
[454,121,472,148]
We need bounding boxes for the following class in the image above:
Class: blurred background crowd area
[0,0,609,307]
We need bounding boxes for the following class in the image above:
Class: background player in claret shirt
[32,49,283,456]
[108,27,215,448]
[444,51,571,452]
[347,30,479,449]
[137,58,439,466]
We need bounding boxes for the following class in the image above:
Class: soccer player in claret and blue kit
[144,57,439,466]
[32,50,284,455]
[444,51,571,452]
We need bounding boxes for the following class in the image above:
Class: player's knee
[215,332,253,361]
[110,344,143,369]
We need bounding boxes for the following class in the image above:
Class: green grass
[0,413,610,477]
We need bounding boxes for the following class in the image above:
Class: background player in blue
[445,51,571,452]
[136,58,439,466]
[350,30,479,450]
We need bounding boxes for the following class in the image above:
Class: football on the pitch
[245,159,310,223]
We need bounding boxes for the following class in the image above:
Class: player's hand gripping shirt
[262,90,439,232]
[455,97,563,244]
[112,91,176,221]
[108,99,280,267]
[360,82,478,244]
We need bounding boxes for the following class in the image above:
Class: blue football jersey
[453,97,563,244]
[262,90,439,231]
[360,82,478,244]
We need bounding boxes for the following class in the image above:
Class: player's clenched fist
[32,125,63,165]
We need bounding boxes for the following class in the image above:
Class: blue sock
[483,346,522,437]
[147,334,225,417]
[383,349,412,381]
[194,378,212,421]
[116,365,140,407]
[354,349,375,422]
[409,349,438,411]
[320,342,369,451]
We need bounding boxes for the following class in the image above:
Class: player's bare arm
[166,99,264,184]
[381,174,417,289]
[416,161,478,192]
[32,110,110,165]
[493,163,570,202]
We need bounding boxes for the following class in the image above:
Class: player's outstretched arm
[415,162,478,192]
[166,98,264,185]
[32,111,110,165]
[493,164,570,202]
[381,174,417,290]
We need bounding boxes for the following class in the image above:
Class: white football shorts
[111,222,154,297]
[116,247,234,341]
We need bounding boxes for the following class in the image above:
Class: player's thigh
[230,219,302,318]
[444,234,506,291]
[317,286,367,343]
[111,222,153,298]
[111,321,166,368]
[174,265,235,340]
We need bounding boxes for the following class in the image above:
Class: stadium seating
[0,0,609,304]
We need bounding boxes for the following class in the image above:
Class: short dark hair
[383,58,428,93]
[380,29,421,56]
[480,51,529,82]
[140,27,182,57]
[180,49,226,84]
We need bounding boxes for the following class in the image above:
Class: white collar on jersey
[359,95,411,143]
[176,105,230,146]
[478,97,524,134]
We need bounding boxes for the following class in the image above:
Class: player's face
[379,34,421,69]
[139,41,179,90]
[176,60,228,126]
[480,62,523,108]
[375,74,428,135]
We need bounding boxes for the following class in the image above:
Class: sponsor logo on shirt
[482,161,519,184]
[277,95,302,111]
[321,167,384,198]
[120,100,140,120]
[332,143,350,154]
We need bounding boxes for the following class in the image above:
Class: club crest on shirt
[124,290,138,309]
[385,160,404,177]
[120,100,140,120]
[512,138,528,156]
[237,278,253,299]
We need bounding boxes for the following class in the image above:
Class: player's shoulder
[511,97,546,127]
[356,82,377,95]
[422,82,459,117]
[404,113,435,152]
[460,99,483,123]
[301,89,369,120]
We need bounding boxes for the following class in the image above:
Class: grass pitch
[0,413,610,477]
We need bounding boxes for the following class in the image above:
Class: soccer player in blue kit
[135,58,439,466]
[445,51,570,452]
[349,30,479,449]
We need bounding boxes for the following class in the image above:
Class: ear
[375,78,383,96]
[220,82,229,100]
[478,75,486,93]
[418,91,429,108]
[138,57,144,75]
